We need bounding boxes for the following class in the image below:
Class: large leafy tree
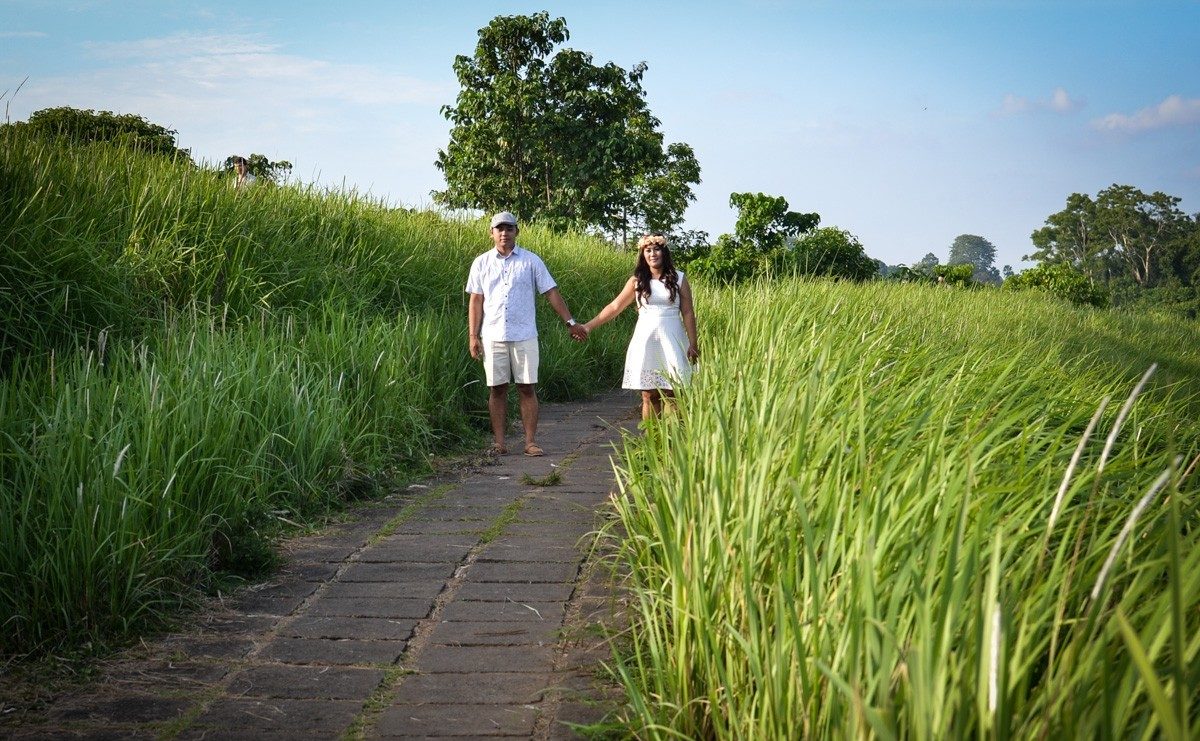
[728,192,820,252]
[8,106,191,161]
[435,12,697,237]
[1027,193,1106,279]
[948,234,1001,284]
[619,142,701,246]
[1095,185,1188,287]
[1162,214,1200,286]
[1029,185,1191,288]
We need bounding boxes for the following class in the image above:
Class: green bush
[934,262,976,286]
[1005,262,1109,307]
[6,106,192,160]
[782,227,877,280]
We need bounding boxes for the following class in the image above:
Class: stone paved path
[4,390,637,740]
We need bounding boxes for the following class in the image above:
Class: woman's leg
[641,390,663,420]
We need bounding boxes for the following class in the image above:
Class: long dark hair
[633,234,679,305]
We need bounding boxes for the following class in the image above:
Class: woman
[581,234,699,420]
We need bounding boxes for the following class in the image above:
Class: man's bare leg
[489,383,509,451]
[517,383,539,451]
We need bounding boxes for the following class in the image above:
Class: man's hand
[569,324,589,342]
[470,336,483,360]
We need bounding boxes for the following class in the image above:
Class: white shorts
[483,338,539,386]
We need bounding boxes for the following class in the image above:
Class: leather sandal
[524,443,545,457]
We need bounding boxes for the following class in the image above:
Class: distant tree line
[221,153,293,183]
[883,235,1007,287]
[5,106,192,160]
[879,185,1199,317]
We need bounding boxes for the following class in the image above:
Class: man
[466,212,586,456]
[232,156,256,188]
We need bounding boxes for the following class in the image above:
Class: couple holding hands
[466,211,699,456]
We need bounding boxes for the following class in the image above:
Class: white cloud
[998,86,1084,115]
[1092,95,1200,133]
[1047,87,1079,112]
[0,31,48,39]
[84,33,279,59]
[73,32,451,107]
[999,93,1029,114]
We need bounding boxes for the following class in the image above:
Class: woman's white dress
[622,271,692,390]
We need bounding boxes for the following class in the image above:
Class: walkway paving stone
[375,703,538,738]
[438,601,566,622]
[425,619,562,647]
[455,581,577,603]
[1,390,638,739]
[416,645,556,673]
[226,665,387,699]
[466,560,580,583]
[281,615,419,640]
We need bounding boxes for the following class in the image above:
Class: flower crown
[637,234,668,249]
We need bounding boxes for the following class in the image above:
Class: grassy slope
[0,131,634,657]
[610,279,1200,738]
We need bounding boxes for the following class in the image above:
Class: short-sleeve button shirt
[465,246,557,342]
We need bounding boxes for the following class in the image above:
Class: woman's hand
[687,344,700,363]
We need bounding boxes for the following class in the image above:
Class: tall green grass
[1,128,635,657]
[0,309,466,650]
[1,128,633,361]
[609,280,1200,738]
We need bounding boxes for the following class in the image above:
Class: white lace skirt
[622,313,692,390]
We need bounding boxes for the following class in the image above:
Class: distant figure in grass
[231,155,256,188]
[576,233,699,421]
[466,211,586,457]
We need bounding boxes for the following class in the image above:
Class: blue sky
[3,1,1198,269]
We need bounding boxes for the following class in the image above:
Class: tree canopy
[1021,183,1199,315]
[1028,184,1195,288]
[684,193,874,284]
[913,252,939,272]
[687,192,819,282]
[948,234,1001,284]
[434,12,699,242]
[789,227,878,281]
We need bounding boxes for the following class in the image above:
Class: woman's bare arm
[583,277,638,333]
[679,275,699,361]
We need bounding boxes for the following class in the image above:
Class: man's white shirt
[465,246,557,342]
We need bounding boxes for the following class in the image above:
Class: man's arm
[541,287,577,329]
[468,292,484,360]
